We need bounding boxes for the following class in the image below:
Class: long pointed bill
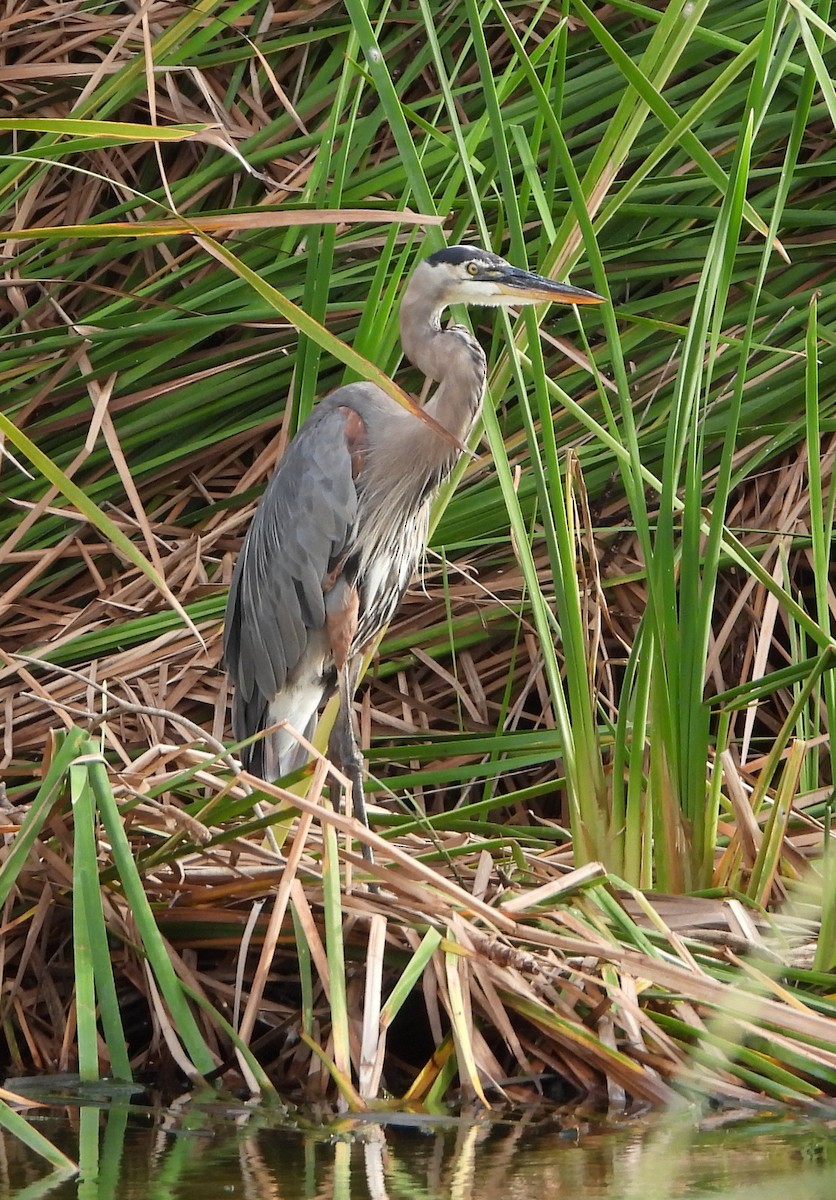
[497,267,604,305]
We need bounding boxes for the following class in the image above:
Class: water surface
[3,1091,836,1199]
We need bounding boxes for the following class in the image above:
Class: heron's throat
[400,306,487,444]
[424,327,487,443]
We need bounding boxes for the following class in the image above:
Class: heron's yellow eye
[466,261,479,276]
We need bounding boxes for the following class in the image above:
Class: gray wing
[223,401,359,743]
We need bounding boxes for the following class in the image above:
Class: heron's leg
[324,582,373,863]
[327,658,374,864]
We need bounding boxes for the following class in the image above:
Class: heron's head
[409,245,604,312]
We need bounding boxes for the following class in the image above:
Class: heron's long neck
[424,327,487,443]
[400,305,487,444]
[355,306,488,531]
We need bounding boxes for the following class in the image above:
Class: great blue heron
[223,245,603,834]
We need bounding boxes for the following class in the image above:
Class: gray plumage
[223,246,602,789]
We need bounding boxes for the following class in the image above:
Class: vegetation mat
[1,0,835,1151]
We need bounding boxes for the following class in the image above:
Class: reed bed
[1,0,835,1162]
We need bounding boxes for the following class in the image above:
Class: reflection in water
[1,1094,836,1200]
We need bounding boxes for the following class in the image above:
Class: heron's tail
[233,683,324,782]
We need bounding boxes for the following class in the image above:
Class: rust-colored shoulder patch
[339,406,367,480]
[326,583,359,670]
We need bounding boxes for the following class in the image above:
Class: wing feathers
[224,403,361,745]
